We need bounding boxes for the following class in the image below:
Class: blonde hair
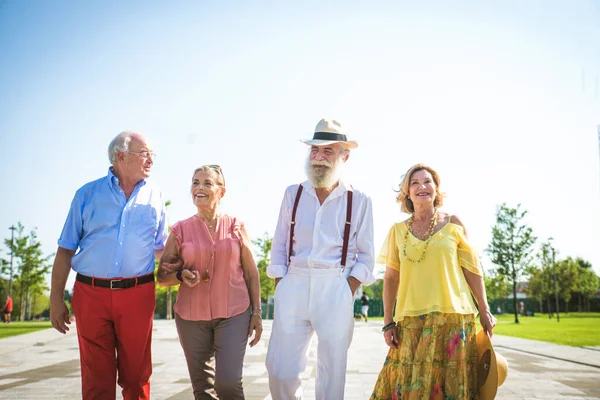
[192,165,225,187]
[395,163,444,213]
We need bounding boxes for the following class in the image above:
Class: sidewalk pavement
[0,320,599,399]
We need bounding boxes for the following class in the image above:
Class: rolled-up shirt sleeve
[267,187,293,278]
[57,191,84,251]
[349,195,376,285]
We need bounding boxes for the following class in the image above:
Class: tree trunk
[587,297,591,312]
[547,297,552,318]
[512,279,519,323]
[166,288,172,320]
[24,288,30,321]
[31,294,37,320]
[19,286,26,322]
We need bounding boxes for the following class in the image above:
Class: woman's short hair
[108,131,136,164]
[192,165,226,187]
[395,163,444,213]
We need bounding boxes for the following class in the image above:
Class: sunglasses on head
[203,164,225,185]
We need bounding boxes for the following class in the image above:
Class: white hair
[305,150,347,188]
[108,131,137,164]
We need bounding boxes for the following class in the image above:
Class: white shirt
[267,180,376,285]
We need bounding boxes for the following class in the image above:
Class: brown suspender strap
[341,190,353,266]
[288,184,304,265]
[288,185,353,267]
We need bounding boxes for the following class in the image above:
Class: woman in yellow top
[371,164,497,400]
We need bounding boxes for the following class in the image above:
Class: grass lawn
[369,312,600,347]
[482,312,600,347]
[0,321,53,339]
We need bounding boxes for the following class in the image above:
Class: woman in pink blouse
[158,165,262,399]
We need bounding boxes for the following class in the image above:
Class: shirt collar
[301,178,352,201]
[107,167,147,189]
[107,167,118,189]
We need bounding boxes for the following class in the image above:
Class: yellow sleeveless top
[377,221,482,322]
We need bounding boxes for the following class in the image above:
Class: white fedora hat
[300,119,359,149]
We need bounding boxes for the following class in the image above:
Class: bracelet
[382,322,396,332]
[176,270,183,282]
[251,310,262,317]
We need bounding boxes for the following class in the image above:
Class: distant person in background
[50,131,168,400]
[3,295,12,323]
[360,293,370,322]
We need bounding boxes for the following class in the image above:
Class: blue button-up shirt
[58,168,168,278]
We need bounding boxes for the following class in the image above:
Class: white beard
[305,156,345,189]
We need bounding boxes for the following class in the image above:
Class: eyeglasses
[128,150,157,159]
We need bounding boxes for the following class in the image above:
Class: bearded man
[265,119,375,399]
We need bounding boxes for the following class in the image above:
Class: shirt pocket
[135,205,158,239]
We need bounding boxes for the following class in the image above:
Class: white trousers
[266,266,355,400]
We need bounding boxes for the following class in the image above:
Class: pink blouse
[171,214,250,321]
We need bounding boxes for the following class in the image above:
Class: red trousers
[72,278,155,400]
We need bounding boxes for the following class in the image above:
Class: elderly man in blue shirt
[50,131,168,400]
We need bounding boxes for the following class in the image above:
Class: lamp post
[551,244,560,323]
[8,225,16,297]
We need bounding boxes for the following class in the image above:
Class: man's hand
[347,276,361,296]
[50,296,71,334]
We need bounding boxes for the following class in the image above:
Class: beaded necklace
[402,210,438,264]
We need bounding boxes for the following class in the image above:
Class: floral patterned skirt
[371,312,478,400]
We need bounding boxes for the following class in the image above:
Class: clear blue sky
[1,0,599,290]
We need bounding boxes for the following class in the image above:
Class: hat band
[313,132,347,142]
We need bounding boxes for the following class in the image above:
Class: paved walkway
[0,320,599,399]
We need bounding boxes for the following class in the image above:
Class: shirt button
[122,224,125,227]
[115,262,118,265]
[120,242,123,245]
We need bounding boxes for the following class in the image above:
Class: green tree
[362,279,383,299]
[576,267,599,312]
[526,266,550,315]
[155,283,178,319]
[528,240,558,316]
[253,233,274,302]
[154,254,180,320]
[484,271,511,302]
[1,223,52,321]
[30,291,50,319]
[569,257,597,312]
[555,257,579,313]
[574,257,592,270]
[486,204,536,324]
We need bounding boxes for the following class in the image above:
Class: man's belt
[76,273,154,290]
